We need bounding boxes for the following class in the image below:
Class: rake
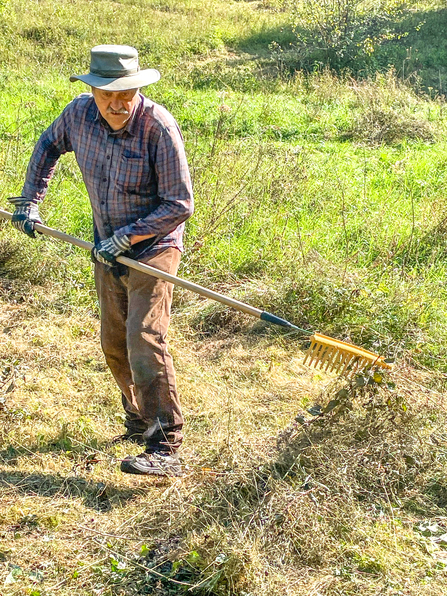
[0,209,392,377]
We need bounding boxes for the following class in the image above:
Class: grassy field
[2,0,447,594]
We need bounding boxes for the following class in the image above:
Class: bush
[288,0,416,73]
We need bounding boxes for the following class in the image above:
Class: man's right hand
[7,197,42,239]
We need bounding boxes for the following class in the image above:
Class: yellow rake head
[303,333,393,377]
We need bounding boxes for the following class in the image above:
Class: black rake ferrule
[260,311,311,335]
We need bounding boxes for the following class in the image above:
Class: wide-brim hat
[70,45,160,91]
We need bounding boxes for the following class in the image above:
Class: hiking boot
[120,451,182,477]
[111,431,145,446]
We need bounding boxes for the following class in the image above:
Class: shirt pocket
[116,155,149,194]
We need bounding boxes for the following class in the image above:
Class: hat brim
[69,68,160,91]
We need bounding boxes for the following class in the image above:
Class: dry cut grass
[0,277,447,595]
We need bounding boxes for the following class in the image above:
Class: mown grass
[2,279,447,595]
[1,0,447,594]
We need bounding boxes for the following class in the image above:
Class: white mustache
[106,107,129,115]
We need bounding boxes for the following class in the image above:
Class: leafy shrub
[287,0,416,73]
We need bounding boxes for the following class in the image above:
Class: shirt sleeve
[21,103,74,203]
[114,121,194,239]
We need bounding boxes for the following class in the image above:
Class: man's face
[91,87,140,131]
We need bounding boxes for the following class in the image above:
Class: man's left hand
[92,234,132,266]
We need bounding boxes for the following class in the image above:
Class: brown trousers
[94,247,183,452]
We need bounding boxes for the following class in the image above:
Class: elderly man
[8,45,194,476]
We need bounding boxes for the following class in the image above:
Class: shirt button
[101,201,105,205]
[106,155,111,160]
[102,178,107,182]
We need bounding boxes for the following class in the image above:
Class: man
[8,45,194,476]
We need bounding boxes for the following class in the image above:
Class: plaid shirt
[22,93,193,257]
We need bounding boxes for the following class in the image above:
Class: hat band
[90,66,140,77]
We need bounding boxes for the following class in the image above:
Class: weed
[343,71,435,143]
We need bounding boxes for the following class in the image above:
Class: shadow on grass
[382,8,447,93]
[233,24,296,57]
[230,7,447,93]
[0,468,139,512]
[390,215,447,269]
[0,430,123,459]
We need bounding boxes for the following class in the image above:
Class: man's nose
[110,97,123,111]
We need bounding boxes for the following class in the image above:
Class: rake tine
[303,339,317,366]
[339,351,353,375]
[331,347,347,374]
[325,347,338,373]
[315,346,328,369]
[342,354,356,377]
[341,350,353,369]
[330,348,346,374]
[351,356,366,376]
[323,346,337,371]
[322,346,336,371]
[353,356,365,375]
[327,352,339,374]
[345,356,358,375]
[341,353,355,376]
[303,345,313,367]
[307,341,323,368]
[332,348,345,373]
[319,346,331,370]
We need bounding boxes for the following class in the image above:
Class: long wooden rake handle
[0,209,394,375]
[0,209,305,333]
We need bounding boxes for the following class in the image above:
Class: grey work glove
[8,196,42,239]
[91,233,132,266]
